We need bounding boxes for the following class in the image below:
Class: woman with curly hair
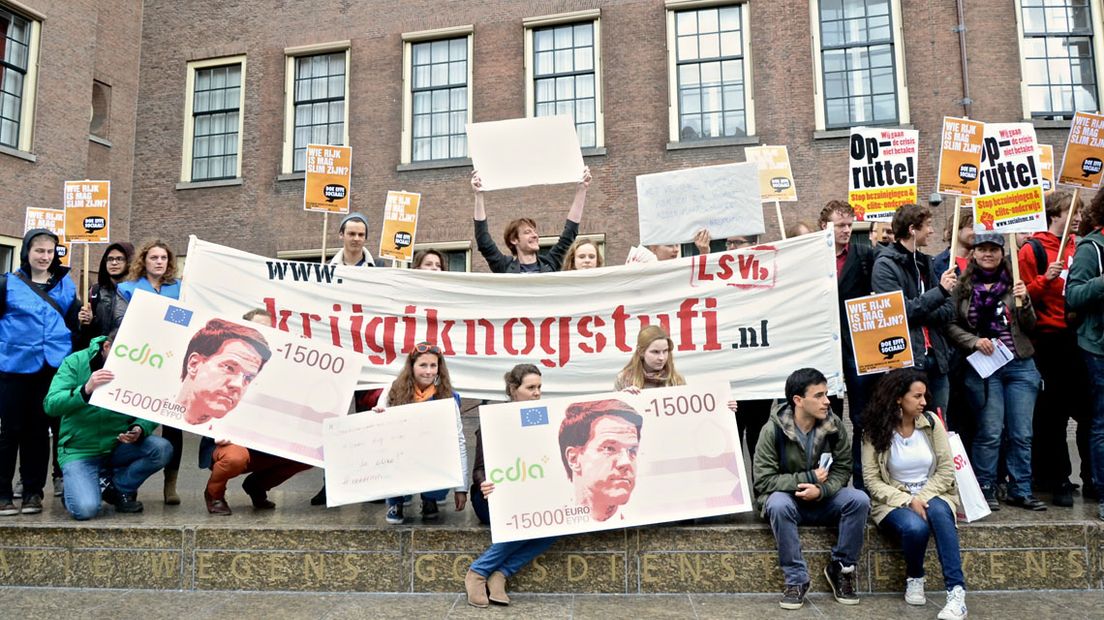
[861,368,965,619]
[376,342,467,524]
[561,239,603,271]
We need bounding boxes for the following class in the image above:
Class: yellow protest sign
[378,191,421,263]
[304,144,352,214]
[937,117,984,197]
[63,180,110,243]
[845,291,913,375]
[848,128,918,222]
[24,207,69,267]
[1038,144,1055,193]
[973,123,1045,233]
[1058,111,1104,189]
[744,145,797,202]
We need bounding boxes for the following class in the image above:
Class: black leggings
[162,426,183,471]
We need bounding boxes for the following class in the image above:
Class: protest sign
[1058,111,1104,189]
[24,207,69,267]
[323,398,464,507]
[378,191,421,263]
[304,144,352,214]
[479,383,752,543]
[63,180,110,244]
[848,128,918,221]
[467,115,585,191]
[90,291,359,467]
[744,145,797,202]
[636,162,763,245]
[1038,144,1055,193]
[845,291,913,375]
[937,117,985,197]
[181,230,844,402]
[973,123,1046,234]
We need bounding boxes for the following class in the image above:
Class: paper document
[966,340,1013,379]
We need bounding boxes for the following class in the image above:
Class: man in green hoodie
[753,368,869,611]
[43,332,172,520]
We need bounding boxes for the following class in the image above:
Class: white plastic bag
[948,432,991,522]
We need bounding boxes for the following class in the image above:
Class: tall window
[292,52,346,172]
[673,5,748,140]
[191,64,241,181]
[818,0,898,128]
[1,7,37,151]
[1021,0,1099,118]
[533,22,597,148]
[410,37,468,162]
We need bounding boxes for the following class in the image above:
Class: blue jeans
[964,357,1040,497]
[763,488,870,586]
[60,436,172,520]
[469,537,558,578]
[1082,351,1104,492]
[386,488,449,507]
[879,497,965,589]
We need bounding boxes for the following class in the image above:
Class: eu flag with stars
[520,406,549,427]
[163,305,193,327]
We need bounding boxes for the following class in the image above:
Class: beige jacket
[861,412,958,525]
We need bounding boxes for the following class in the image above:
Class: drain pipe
[955,0,973,117]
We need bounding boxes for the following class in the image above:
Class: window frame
[523,10,604,150]
[281,41,351,175]
[809,0,910,132]
[180,55,247,183]
[0,2,41,156]
[400,25,474,165]
[1013,0,1104,120]
[665,0,756,144]
[401,240,473,272]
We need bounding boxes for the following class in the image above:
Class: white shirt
[887,430,933,494]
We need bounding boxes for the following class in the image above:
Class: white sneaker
[937,586,967,620]
[904,576,925,605]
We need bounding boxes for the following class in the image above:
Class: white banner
[181,231,844,402]
[91,291,359,467]
[466,116,585,191]
[479,384,753,543]
[635,162,763,245]
[322,399,464,507]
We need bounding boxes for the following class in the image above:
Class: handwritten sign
[378,191,421,263]
[1058,111,1104,189]
[844,291,913,375]
[744,145,797,202]
[304,144,352,214]
[24,207,69,267]
[636,162,763,245]
[973,123,1045,233]
[848,128,919,221]
[63,180,110,243]
[937,117,985,197]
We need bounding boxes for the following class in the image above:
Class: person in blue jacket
[0,229,84,516]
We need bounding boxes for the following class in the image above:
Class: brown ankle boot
[464,570,489,608]
[487,571,510,605]
[163,469,181,505]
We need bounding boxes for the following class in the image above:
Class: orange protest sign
[848,128,919,221]
[973,123,1045,234]
[378,191,421,263]
[304,144,352,214]
[936,117,984,197]
[845,290,913,375]
[1038,144,1055,193]
[744,145,797,202]
[63,180,110,243]
[24,207,69,267]
[1058,111,1104,189]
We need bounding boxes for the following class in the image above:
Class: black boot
[310,485,326,506]
[116,492,144,514]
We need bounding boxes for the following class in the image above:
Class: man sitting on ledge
[44,331,171,519]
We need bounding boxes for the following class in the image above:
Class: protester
[872,204,957,417]
[753,368,868,610]
[946,232,1044,511]
[870,221,894,247]
[376,342,467,524]
[0,230,83,516]
[43,330,171,519]
[613,325,686,390]
[465,364,555,608]
[198,310,312,515]
[861,369,966,619]
[648,244,681,261]
[786,221,814,238]
[472,167,591,272]
[412,249,446,271]
[78,241,134,349]
[1019,191,1092,506]
[116,239,184,505]
[819,200,874,489]
[933,212,975,276]
[561,238,603,270]
[1065,190,1104,522]
[330,212,377,267]
[725,234,757,250]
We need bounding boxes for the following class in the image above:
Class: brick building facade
[1,0,1099,272]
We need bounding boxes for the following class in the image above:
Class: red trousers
[205,444,311,498]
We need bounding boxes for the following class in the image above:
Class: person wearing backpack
[1066,190,1104,522]
[1018,191,1093,507]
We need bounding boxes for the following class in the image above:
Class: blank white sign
[467,116,586,191]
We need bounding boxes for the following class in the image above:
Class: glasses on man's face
[413,342,441,354]
[106,256,127,264]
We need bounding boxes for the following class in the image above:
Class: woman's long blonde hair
[617,325,686,389]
